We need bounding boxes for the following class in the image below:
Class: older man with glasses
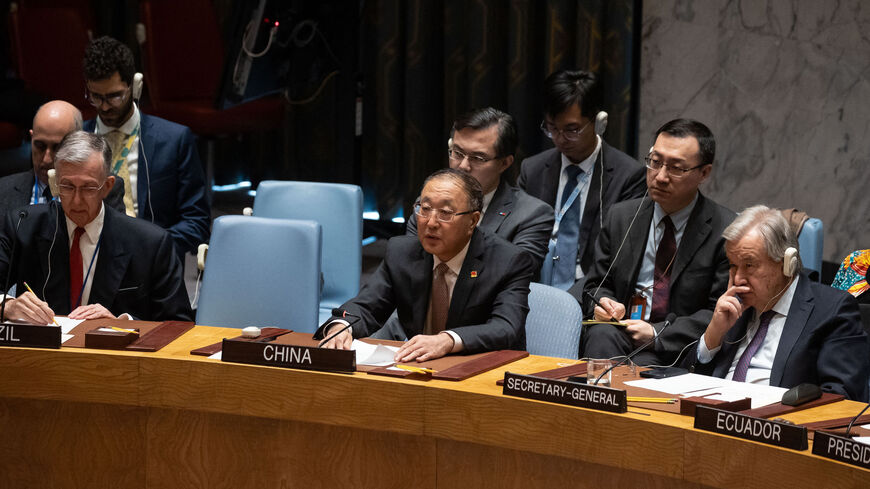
[581,119,736,366]
[518,70,646,299]
[81,36,209,258]
[316,168,534,362]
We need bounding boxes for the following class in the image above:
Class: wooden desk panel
[0,325,868,488]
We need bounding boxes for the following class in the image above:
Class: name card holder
[0,323,61,349]
[694,405,807,450]
[812,430,870,470]
[502,372,627,413]
[221,338,355,373]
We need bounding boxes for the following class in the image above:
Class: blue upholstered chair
[196,216,322,332]
[525,282,583,359]
[798,218,823,280]
[252,181,364,324]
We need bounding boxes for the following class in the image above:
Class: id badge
[629,292,646,320]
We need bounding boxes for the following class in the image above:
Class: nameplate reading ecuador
[694,405,807,450]
[502,372,627,413]
[221,338,355,373]
[0,323,60,349]
[812,430,870,470]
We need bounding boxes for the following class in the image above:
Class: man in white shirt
[687,205,868,401]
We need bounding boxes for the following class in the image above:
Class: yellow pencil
[23,282,59,326]
[394,364,437,374]
[628,397,677,404]
[109,326,138,334]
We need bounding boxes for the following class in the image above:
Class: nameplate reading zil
[502,372,627,413]
[694,405,807,450]
[0,323,61,349]
[221,338,355,373]
[812,430,870,470]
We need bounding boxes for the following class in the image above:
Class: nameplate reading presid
[221,338,355,373]
[812,430,870,470]
[0,323,60,349]
[502,372,627,413]
[694,405,807,450]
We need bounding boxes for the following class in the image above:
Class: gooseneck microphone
[316,308,360,347]
[593,312,677,385]
[1,210,29,323]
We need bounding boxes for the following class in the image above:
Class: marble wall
[639,0,870,263]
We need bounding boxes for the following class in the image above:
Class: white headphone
[783,246,799,277]
[132,72,144,101]
[594,111,608,136]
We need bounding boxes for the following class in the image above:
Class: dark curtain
[360,0,640,220]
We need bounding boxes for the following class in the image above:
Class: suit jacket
[0,170,126,220]
[686,274,869,402]
[583,193,735,363]
[314,229,534,353]
[0,202,193,321]
[406,179,554,271]
[518,143,646,296]
[84,113,211,255]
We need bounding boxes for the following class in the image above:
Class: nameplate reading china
[220,338,355,373]
[694,405,807,450]
[812,430,870,470]
[0,323,61,349]
[502,372,627,413]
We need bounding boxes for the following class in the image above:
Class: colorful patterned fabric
[832,249,870,298]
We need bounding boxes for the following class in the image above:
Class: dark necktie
[69,227,85,309]
[428,263,450,335]
[650,216,676,322]
[732,310,776,382]
[42,185,53,201]
[552,165,585,289]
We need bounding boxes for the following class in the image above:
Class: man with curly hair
[82,36,210,257]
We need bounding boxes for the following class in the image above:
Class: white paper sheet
[625,373,727,395]
[208,351,222,360]
[54,317,84,334]
[625,373,788,408]
[353,340,399,367]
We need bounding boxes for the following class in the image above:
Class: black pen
[584,291,619,323]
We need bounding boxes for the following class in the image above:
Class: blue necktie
[552,165,585,289]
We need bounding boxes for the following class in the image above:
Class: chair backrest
[797,218,823,279]
[196,215,321,332]
[525,282,583,359]
[253,181,363,310]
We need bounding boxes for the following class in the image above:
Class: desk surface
[1,325,868,488]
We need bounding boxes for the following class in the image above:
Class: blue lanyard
[71,232,103,310]
[32,180,41,205]
[554,169,590,224]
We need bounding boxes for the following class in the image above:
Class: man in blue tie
[686,205,868,401]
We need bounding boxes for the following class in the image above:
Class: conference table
[0,324,868,488]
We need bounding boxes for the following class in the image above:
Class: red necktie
[650,216,676,322]
[69,227,85,309]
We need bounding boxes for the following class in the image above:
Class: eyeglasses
[644,156,708,179]
[57,183,105,197]
[540,120,590,142]
[85,86,130,107]
[447,147,498,166]
[414,204,475,222]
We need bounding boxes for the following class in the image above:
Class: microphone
[316,308,360,347]
[1,210,29,323]
[593,312,677,385]
[845,402,870,437]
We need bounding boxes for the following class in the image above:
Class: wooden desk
[0,325,868,488]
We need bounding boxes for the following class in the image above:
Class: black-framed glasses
[414,203,475,222]
[57,183,105,197]
[85,86,131,108]
[540,120,590,142]
[644,156,708,179]
[447,147,498,165]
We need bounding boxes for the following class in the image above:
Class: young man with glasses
[518,70,646,298]
[406,107,554,271]
[316,168,534,361]
[581,119,735,366]
[0,131,192,323]
[82,36,209,258]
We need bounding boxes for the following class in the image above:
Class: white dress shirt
[697,276,798,385]
[96,104,141,213]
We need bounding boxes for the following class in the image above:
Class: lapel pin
[499,211,507,216]
[470,271,478,278]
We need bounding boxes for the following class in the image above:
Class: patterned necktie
[69,227,86,309]
[732,310,776,382]
[650,215,676,322]
[106,130,136,217]
[428,263,450,335]
[551,165,586,289]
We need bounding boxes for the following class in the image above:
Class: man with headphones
[518,70,646,297]
[686,205,869,401]
[81,36,210,257]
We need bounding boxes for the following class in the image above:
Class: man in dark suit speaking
[0,131,192,323]
[317,169,534,362]
[686,205,868,401]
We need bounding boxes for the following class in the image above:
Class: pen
[23,282,59,326]
[394,364,437,374]
[627,396,677,404]
[584,291,618,322]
